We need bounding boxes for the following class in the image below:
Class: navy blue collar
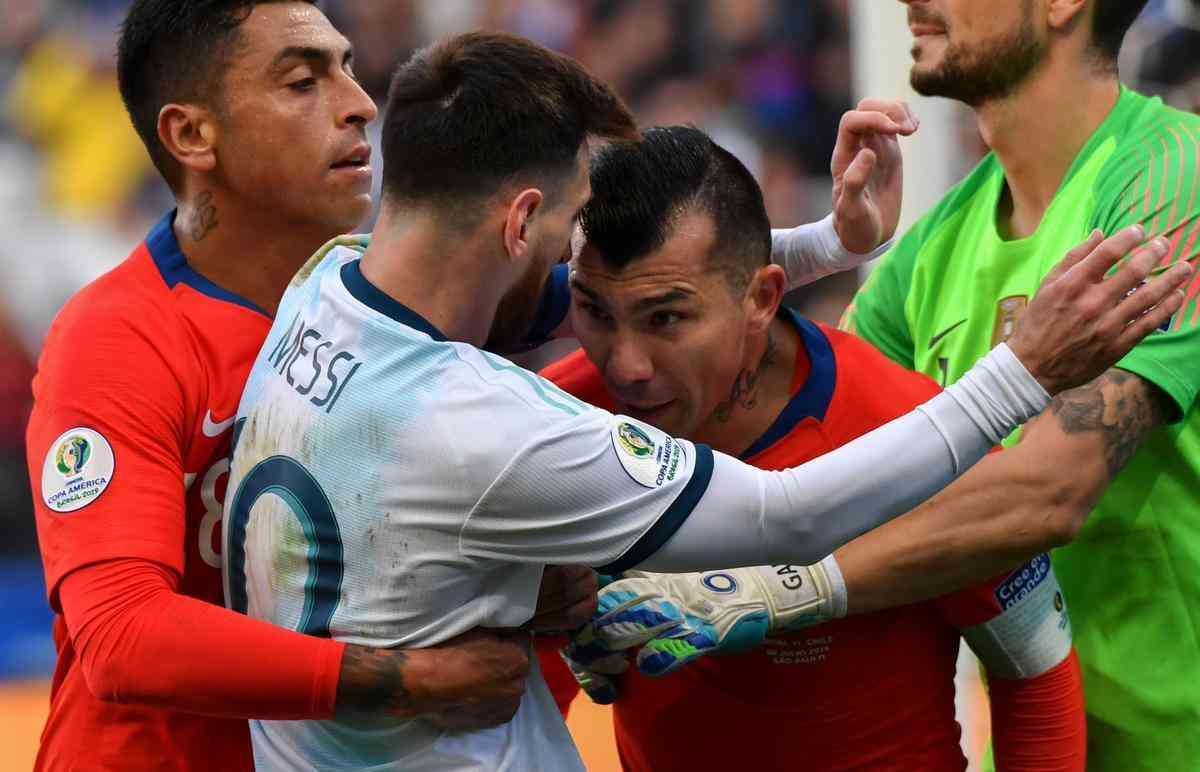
[340,259,449,342]
[738,308,837,460]
[146,210,271,318]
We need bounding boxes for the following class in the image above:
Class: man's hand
[831,99,918,254]
[337,629,531,731]
[525,565,598,633]
[1009,226,1192,395]
[562,562,842,704]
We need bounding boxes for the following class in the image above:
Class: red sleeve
[60,557,344,719]
[28,299,193,605]
[535,634,580,718]
[988,649,1087,772]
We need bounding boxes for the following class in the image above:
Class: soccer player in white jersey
[224,32,1188,770]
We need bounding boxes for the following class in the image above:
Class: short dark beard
[911,2,1047,106]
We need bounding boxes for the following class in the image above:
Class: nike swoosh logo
[929,319,968,349]
[202,411,236,438]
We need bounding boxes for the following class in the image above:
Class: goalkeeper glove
[561,557,846,703]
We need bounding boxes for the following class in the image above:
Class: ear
[1046,0,1088,32]
[157,102,219,177]
[502,188,544,261]
[743,264,787,335]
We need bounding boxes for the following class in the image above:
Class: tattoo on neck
[715,332,778,423]
[1048,369,1169,479]
[189,191,219,242]
[336,645,413,717]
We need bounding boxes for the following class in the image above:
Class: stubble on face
[910,0,1048,106]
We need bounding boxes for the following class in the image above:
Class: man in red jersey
[25,3,598,770]
[539,126,1092,770]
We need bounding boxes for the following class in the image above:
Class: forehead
[229,3,348,71]
[574,209,724,302]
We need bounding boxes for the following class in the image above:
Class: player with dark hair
[228,27,1183,770]
[29,2,931,767]
[544,124,1087,771]
[577,1,1200,768]
[26,4,593,770]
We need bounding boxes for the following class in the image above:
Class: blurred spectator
[1127,0,1200,113]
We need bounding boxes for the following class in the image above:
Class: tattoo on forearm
[189,191,219,241]
[336,645,411,716]
[715,332,778,422]
[1047,369,1169,478]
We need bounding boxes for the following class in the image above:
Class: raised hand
[831,99,918,254]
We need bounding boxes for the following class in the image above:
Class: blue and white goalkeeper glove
[561,557,846,704]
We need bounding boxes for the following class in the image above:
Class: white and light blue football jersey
[222,238,714,771]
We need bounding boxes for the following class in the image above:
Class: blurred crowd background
[0,0,1196,747]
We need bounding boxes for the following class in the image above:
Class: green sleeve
[1091,107,1200,419]
[840,234,917,370]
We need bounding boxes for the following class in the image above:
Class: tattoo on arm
[189,191,219,242]
[1045,369,1171,479]
[336,644,412,716]
[715,331,778,422]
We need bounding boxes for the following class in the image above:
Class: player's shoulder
[821,323,941,404]
[538,349,615,410]
[1104,88,1200,168]
[42,243,187,363]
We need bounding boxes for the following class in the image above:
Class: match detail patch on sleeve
[610,416,686,489]
[41,427,115,513]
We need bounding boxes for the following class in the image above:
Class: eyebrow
[272,44,353,71]
[633,289,692,311]
[570,277,692,311]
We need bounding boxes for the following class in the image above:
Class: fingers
[1112,263,1193,348]
[1067,225,1146,284]
[839,148,878,203]
[855,98,919,133]
[838,110,912,141]
[1042,229,1105,286]
[832,106,911,174]
[635,633,708,677]
[560,649,623,705]
[1102,237,1171,299]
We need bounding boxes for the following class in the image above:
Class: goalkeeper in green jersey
[839,0,1200,767]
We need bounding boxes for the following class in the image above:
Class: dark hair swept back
[117,0,319,188]
[380,31,637,216]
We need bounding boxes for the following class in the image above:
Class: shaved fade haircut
[581,125,772,293]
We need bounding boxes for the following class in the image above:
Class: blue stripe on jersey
[597,443,716,574]
[479,351,585,416]
[145,210,271,318]
[739,310,837,459]
[339,259,449,341]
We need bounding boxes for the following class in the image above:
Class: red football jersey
[540,314,1025,772]
[28,213,270,771]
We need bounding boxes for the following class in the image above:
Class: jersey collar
[146,210,271,318]
[739,308,837,460]
[339,259,449,342]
